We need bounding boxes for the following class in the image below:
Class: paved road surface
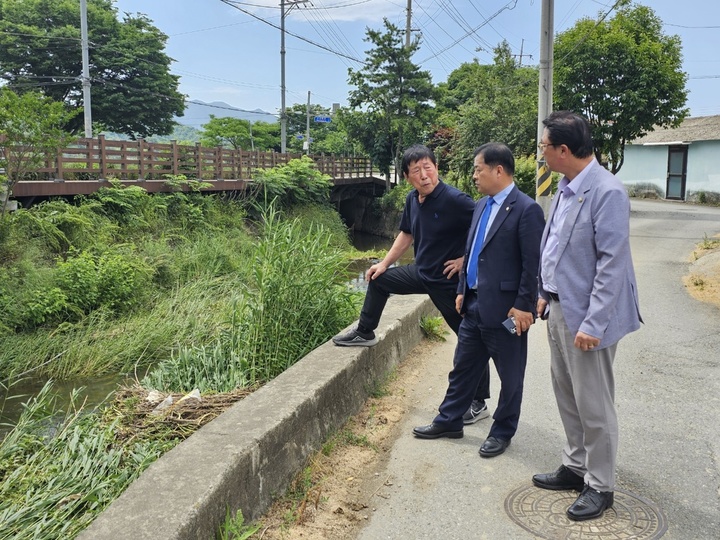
[356,199,720,540]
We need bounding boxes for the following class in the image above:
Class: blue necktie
[466,196,494,289]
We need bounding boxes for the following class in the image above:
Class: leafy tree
[147,124,201,144]
[554,2,688,173]
[200,115,252,150]
[249,121,281,152]
[0,0,185,138]
[283,104,361,156]
[440,42,538,178]
[285,102,331,154]
[198,116,280,152]
[347,19,436,183]
[0,88,76,216]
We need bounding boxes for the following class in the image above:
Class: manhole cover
[505,484,668,539]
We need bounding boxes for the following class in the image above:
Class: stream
[0,232,410,437]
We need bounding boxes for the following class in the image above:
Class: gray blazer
[539,161,642,348]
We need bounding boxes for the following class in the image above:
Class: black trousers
[359,264,490,401]
[435,292,527,438]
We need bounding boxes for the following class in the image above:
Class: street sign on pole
[313,116,332,123]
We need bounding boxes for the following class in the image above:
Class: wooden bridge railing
[20,135,374,182]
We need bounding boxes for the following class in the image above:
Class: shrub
[625,182,664,199]
[56,249,152,315]
[378,181,413,212]
[251,157,332,210]
[90,181,154,227]
[687,190,720,206]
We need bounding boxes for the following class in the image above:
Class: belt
[546,291,560,302]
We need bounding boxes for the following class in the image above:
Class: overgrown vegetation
[625,182,665,199]
[142,206,359,393]
[688,190,720,206]
[0,158,363,539]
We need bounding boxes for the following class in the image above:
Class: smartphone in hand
[502,316,517,335]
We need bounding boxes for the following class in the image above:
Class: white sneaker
[462,400,489,424]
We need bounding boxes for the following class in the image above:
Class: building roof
[630,115,720,145]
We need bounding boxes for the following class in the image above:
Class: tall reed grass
[142,207,360,392]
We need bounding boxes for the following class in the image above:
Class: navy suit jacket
[458,185,545,326]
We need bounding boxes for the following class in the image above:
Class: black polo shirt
[399,180,475,284]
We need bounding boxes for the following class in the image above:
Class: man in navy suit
[532,111,642,521]
[413,143,544,458]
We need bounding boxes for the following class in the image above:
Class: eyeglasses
[537,142,556,151]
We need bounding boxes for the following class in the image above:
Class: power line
[220,0,364,63]
[418,0,518,63]
[665,23,720,29]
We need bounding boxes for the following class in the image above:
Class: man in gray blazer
[532,111,642,521]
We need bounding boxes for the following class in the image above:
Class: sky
[111,0,720,124]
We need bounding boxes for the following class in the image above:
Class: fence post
[137,138,145,180]
[56,145,64,180]
[215,146,223,180]
[196,142,202,180]
[98,135,108,180]
[171,140,178,177]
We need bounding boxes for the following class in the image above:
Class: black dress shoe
[567,485,614,521]
[532,465,585,491]
[412,423,463,439]
[478,436,510,457]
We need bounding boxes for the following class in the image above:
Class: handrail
[8,135,374,182]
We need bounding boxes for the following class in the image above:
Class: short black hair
[401,144,437,175]
[542,111,594,159]
[474,142,515,176]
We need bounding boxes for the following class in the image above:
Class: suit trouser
[433,292,527,439]
[359,264,490,401]
[547,298,618,492]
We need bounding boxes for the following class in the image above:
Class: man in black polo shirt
[333,144,491,424]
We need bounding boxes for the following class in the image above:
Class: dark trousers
[359,264,490,402]
[433,292,527,439]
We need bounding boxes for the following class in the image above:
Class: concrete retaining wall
[79,295,437,540]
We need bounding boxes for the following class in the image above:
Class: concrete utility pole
[280,0,308,154]
[405,0,413,48]
[305,91,311,155]
[80,0,92,138]
[535,0,554,215]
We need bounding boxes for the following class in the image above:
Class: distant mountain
[175,100,278,128]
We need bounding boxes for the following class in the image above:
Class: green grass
[420,315,449,342]
[698,233,720,250]
[217,508,260,540]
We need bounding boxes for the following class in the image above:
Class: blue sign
[313,116,332,123]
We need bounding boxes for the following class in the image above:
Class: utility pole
[405,0,412,48]
[80,0,92,138]
[305,91,311,155]
[513,39,533,66]
[280,0,308,154]
[535,0,554,214]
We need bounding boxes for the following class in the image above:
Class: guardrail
[13,135,374,182]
